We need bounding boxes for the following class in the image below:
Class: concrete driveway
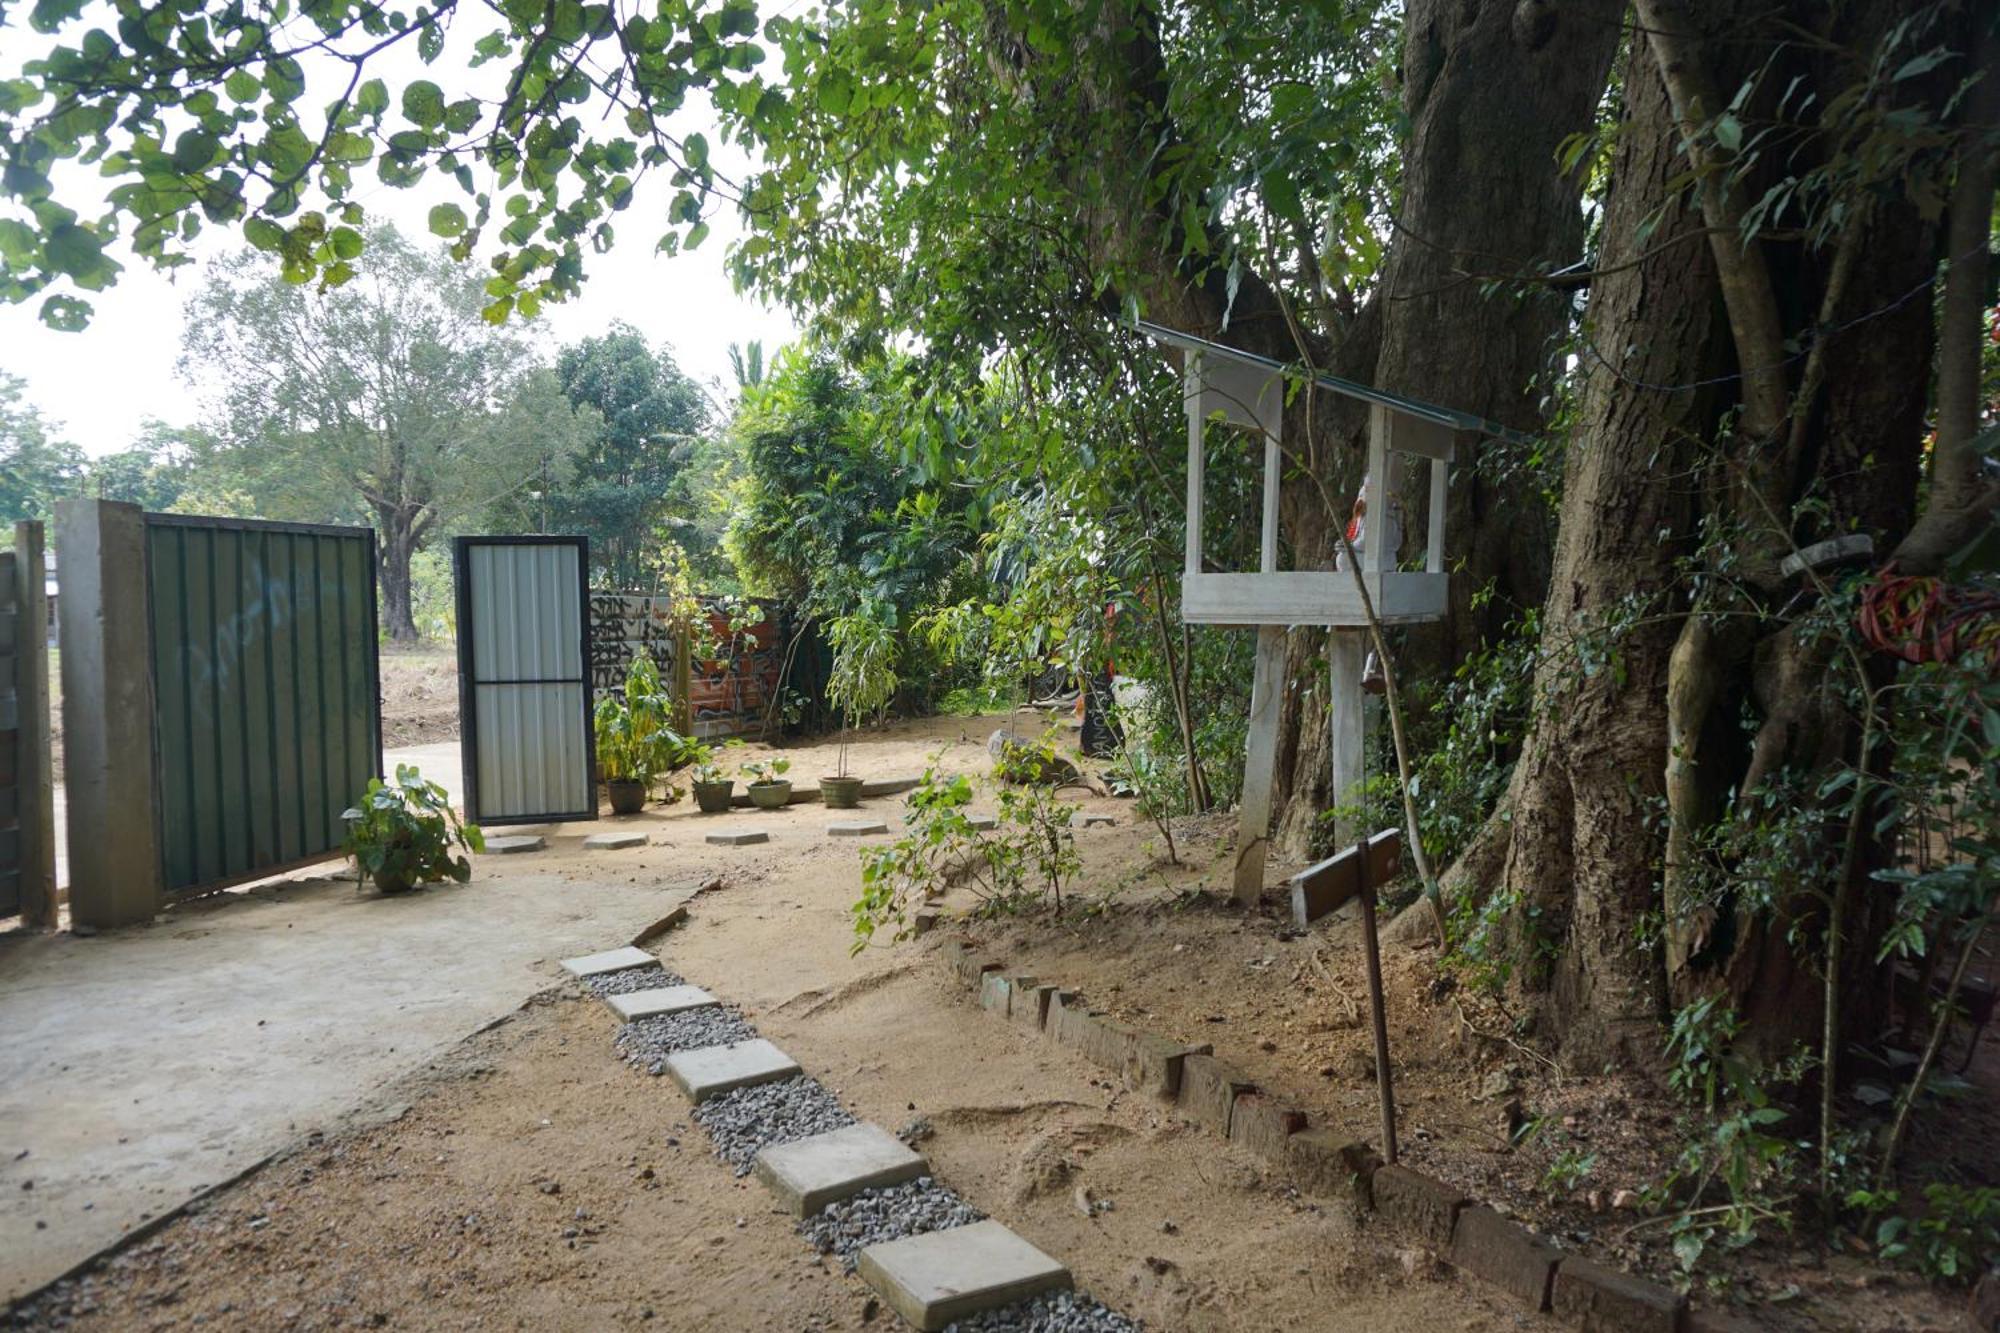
[1,741,682,1304]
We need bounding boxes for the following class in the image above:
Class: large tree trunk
[1491,35,1720,1064]
[377,506,423,641]
[1273,0,1624,853]
[1471,0,1951,1069]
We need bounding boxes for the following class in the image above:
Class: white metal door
[454,536,597,824]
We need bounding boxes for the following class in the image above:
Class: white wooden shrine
[1136,321,1505,904]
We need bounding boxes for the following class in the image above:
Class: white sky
[0,9,800,454]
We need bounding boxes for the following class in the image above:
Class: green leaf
[402,80,446,129]
[224,69,260,105]
[356,78,389,117]
[1713,113,1742,153]
[428,202,468,237]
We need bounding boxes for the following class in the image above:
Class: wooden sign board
[1289,828,1402,927]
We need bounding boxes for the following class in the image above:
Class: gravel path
[583,962,684,997]
[943,1291,1143,1333]
[692,1075,857,1175]
[614,1007,758,1074]
[796,1177,984,1270]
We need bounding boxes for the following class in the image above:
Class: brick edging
[937,937,1704,1332]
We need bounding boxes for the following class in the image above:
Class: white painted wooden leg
[1232,624,1287,907]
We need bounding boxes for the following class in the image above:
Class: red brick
[1371,1164,1465,1249]
[1287,1131,1380,1209]
[1551,1256,1683,1333]
[1175,1053,1255,1136]
[1447,1205,1560,1311]
[1227,1092,1307,1161]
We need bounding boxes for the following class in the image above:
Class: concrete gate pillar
[55,499,162,930]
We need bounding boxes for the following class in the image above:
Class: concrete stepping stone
[606,984,719,1022]
[560,945,656,979]
[857,1219,1072,1331]
[1079,814,1115,828]
[583,830,648,850]
[754,1122,928,1217]
[966,815,998,832]
[665,1038,801,1103]
[827,820,890,837]
[481,834,546,853]
[705,828,770,847]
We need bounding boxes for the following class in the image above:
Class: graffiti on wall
[587,594,796,738]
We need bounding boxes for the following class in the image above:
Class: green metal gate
[145,515,382,894]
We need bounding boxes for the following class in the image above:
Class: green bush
[341,764,484,891]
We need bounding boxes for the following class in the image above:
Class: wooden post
[14,522,56,929]
[1232,624,1286,906]
[1357,839,1399,1164]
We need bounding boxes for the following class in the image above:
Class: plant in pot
[593,649,684,814]
[823,605,900,810]
[341,764,485,894]
[742,757,792,810]
[689,747,734,814]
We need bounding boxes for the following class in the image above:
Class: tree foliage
[178,224,595,636]
[546,323,710,589]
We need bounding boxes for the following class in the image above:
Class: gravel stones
[614,1006,756,1074]
[797,1177,985,1270]
[584,963,685,998]
[693,1075,857,1175]
[942,1291,1142,1333]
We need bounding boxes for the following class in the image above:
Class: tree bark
[1489,34,1720,1064]
[377,506,423,641]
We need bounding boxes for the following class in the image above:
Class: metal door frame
[453,534,598,825]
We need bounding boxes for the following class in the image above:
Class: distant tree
[0,372,83,522]
[83,420,204,511]
[549,326,711,589]
[180,226,593,638]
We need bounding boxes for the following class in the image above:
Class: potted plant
[823,605,900,810]
[593,648,686,814]
[743,757,792,810]
[341,764,485,894]
[690,749,734,814]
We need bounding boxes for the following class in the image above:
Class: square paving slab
[559,945,656,979]
[480,834,546,853]
[705,829,771,847]
[582,831,649,850]
[665,1038,801,1102]
[966,815,999,831]
[826,820,890,837]
[857,1219,1071,1331]
[754,1122,927,1217]
[605,984,718,1022]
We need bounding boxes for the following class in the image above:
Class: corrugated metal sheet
[455,537,595,824]
[146,516,381,894]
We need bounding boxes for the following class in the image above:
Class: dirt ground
[377,644,460,749]
[5,711,1978,1330]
